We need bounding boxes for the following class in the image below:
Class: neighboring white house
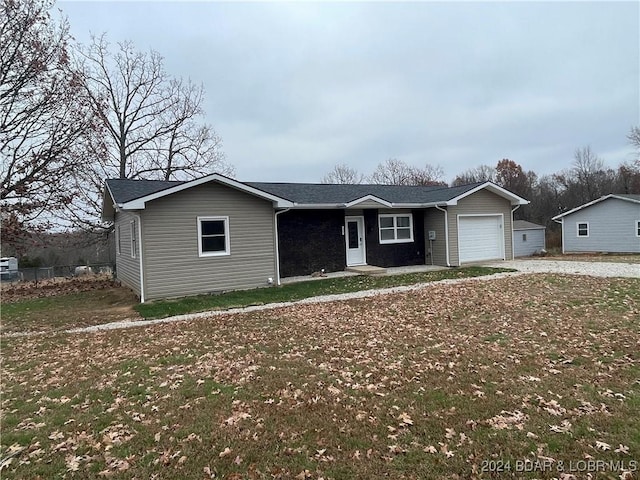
[552,194,640,254]
[513,220,546,257]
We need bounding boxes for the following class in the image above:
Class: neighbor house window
[636,220,640,237]
[577,222,589,237]
[379,214,414,244]
[116,225,122,255]
[522,233,527,242]
[130,220,137,259]
[198,216,230,256]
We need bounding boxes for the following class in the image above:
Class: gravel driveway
[485,259,639,278]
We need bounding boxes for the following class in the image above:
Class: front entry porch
[280,264,446,285]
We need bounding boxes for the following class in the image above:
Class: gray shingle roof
[105,177,488,205]
[106,179,184,203]
[513,220,546,230]
[244,182,484,204]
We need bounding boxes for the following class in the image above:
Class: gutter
[132,212,145,303]
[274,208,291,286]
[434,204,451,267]
[510,205,520,261]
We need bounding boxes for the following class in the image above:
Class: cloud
[60,1,639,183]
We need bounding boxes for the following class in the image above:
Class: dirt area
[1,276,141,335]
[0,274,121,303]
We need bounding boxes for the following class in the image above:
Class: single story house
[102,174,529,302]
[512,220,546,257]
[552,194,640,254]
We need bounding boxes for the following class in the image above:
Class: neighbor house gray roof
[513,220,546,230]
[552,193,640,220]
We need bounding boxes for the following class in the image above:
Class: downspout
[510,205,520,260]
[274,208,291,286]
[434,204,451,267]
[132,212,145,303]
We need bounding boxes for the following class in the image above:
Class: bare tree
[369,158,446,186]
[452,165,496,186]
[321,164,364,184]
[571,146,610,202]
[628,126,640,164]
[77,35,231,182]
[408,163,447,186]
[0,0,100,249]
[369,158,413,185]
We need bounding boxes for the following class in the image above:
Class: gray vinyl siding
[355,200,392,209]
[141,182,276,301]
[448,190,513,266]
[562,198,640,253]
[424,208,447,266]
[514,228,546,257]
[114,211,141,295]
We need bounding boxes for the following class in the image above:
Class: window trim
[197,216,231,257]
[576,221,589,237]
[636,220,640,237]
[116,225,122,255]
[130,220,137,259]
[378,213,414,244]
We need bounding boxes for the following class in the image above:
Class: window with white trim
[130,220,137,258]
[636,220,640,237]
[577,222,589,237]
[198,216,230,256]
[116,225,122,255]
[379,214,414,244]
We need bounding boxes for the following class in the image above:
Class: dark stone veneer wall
[277,209,426,277]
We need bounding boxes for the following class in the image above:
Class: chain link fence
[1,264,115,284]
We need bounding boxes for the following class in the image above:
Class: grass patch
[135,266,513,319]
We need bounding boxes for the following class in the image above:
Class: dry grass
[1,274,639,479]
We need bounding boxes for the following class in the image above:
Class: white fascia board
[120,174,294,210]
[551,194,619,220]
[446,182,530,206]
[344,195,393,208]
[513,226,546,231]
[101,183,120,222]
[291,202,446,209]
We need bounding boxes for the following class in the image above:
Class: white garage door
[458,215,504,263]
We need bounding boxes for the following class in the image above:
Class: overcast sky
[59,1,639,183]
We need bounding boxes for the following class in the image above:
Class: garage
[458,215,504,263]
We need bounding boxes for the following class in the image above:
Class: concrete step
[345,265,387,275]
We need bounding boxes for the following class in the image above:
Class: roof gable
[552,194,640,221]
[105,174,294,213]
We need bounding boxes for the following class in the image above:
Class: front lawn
[1,274,638,479]
[135,266,513,319]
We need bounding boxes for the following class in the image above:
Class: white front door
[345,216,366,266]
